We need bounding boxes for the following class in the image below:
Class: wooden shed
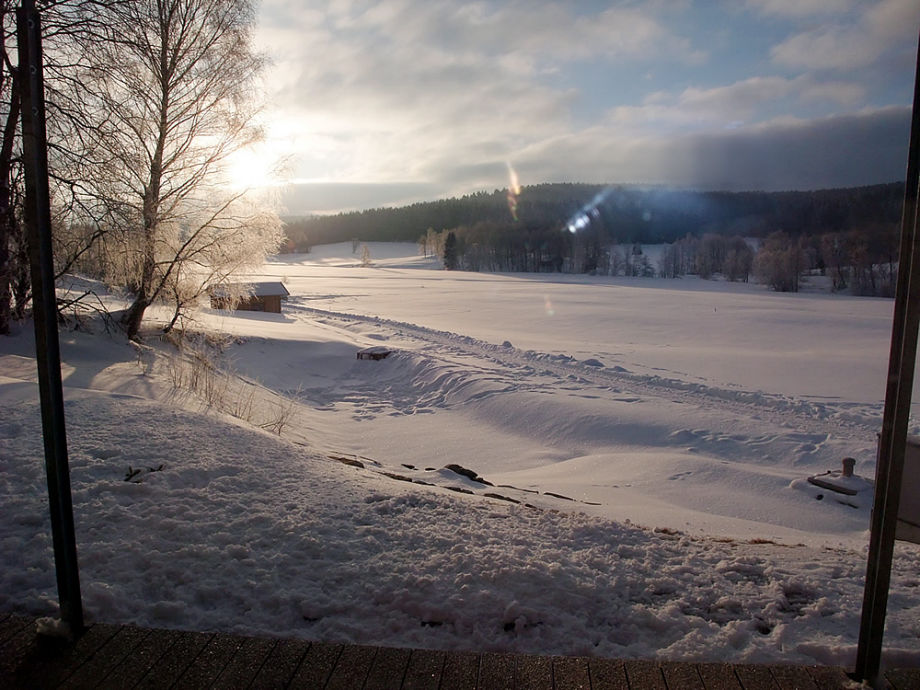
[209,281,290,313]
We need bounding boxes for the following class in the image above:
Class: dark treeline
[284,182,904,296]
[283,182,904,251]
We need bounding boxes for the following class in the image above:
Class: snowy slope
[1,242,919,665]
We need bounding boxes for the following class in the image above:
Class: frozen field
[1,242,918,665]
[229,243,902,542]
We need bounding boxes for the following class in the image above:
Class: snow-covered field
[1,242,919,666]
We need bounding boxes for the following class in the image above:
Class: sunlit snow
[1,242,918,666]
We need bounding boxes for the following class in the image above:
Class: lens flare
[565,187,613,233]
[544,295,555,316]
[506,162,521,222]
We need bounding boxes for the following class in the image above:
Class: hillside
[282,182,905,251]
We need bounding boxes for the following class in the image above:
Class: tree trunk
[121,236,156,339]
[121,295,149,340]
[11,218,29,320]
[0,29,20,335]
[0,216,10,335]
[119,10,173,341]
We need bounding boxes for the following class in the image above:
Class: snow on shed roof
[209,281,290,298]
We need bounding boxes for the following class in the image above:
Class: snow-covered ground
[1,242,919,666]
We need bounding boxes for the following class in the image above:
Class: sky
[245,0,920,215]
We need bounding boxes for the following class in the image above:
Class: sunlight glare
[224,147,283,191]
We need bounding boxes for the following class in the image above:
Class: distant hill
[282,182,905,252]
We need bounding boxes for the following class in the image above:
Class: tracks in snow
[291,302,879,446]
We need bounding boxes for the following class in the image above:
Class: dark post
[854,29,920,684]
[17,0,84,634]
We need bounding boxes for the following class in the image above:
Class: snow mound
[3,379,918,664]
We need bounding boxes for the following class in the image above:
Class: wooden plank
[171,632,242,690]
[732,664,779,690]
[287,641,343,688]
[767,664,817,689]
[624,659,666,689]
[806,476,857,495]
[96,626,179,688]
[440,650,480,690]
[401,648,445,690]
[0,614,32,645]
[660,661,704,689]
[587,657,629,690]
[553,655,590,690]
[212,635,277,689]
[514,654,552,689]
[61,625,150,689]
[0,621,45,690]
[363,645,411,690]
[249,637,311,689]
[804,665,854,690]
[134,630,213,690]
[0,619,878,690]
[886,667,920,690]
[696,663,744,690]
[0,621,40,674]
[14,622,120,688]
[323,643,377,690]
[479,652,516,689]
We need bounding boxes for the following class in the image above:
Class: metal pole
[854,28,920,685]
[16,0,84,634]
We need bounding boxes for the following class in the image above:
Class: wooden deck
[1,613,917,689]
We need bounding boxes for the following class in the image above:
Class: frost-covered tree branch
[63,0,279,339]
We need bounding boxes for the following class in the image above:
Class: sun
[223,146,283,191]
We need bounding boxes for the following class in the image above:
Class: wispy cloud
[771,0,919,71]
[608,76,866,133]
[746,0,856,18]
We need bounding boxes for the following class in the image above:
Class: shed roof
[210,281,290,298]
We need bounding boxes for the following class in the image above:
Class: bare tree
[0,1,150,336]
[0,2,19,334]
[695,234,725,280]
[71,0,280,339]
[723,236,754,282]
[754,231,806,292]
[0,1,60,333]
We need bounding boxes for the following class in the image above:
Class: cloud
[258,1,681,188]
[609,75,866,132]
[253,2,913,214]
[511,106,910,193]
[746,0,856,17]
[771,0,919,71]
[334,1,701,67]
[279,181,442,216]
[280,106,911,214]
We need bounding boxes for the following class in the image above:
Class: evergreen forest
[282,182,905,296]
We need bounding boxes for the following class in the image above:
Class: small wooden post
[841,457,855,478]
[17,0,83,634]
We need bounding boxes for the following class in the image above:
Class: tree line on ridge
[285,182,903,296]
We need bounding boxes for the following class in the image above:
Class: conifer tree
[443,231,458,270]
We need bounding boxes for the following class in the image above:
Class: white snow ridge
[1,242,918,667]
